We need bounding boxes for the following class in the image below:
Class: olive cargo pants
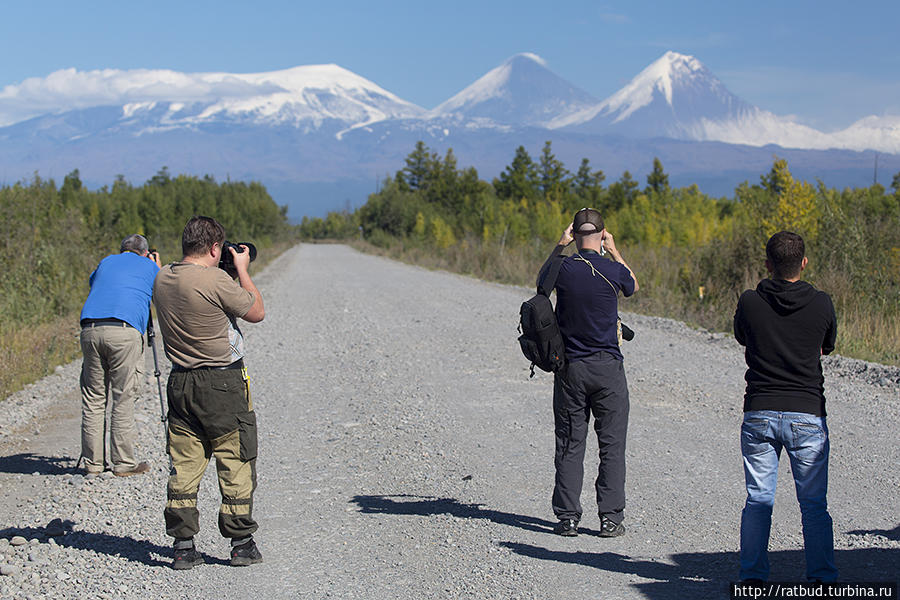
[164,366,259,540]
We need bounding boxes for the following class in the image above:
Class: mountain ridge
[1,52,897,217]
[2,51,897,152]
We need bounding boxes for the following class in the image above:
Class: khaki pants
[80,324,143,473]
[164,366,258,540]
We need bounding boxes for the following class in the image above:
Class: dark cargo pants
[552,351,629,524]
[164,366,258,540]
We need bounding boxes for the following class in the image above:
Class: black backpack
[518,256,566,378]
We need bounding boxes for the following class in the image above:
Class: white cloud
[719,66,900,131]
[0,67,284,126]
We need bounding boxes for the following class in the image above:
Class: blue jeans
[739,411,837,582]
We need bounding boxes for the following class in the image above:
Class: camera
[218,241,257,274]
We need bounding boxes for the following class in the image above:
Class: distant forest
[0,169,296,398]
[301,141,900,366]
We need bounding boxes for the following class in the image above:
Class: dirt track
[1,243,897,599]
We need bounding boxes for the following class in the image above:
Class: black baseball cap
[573,208,604,234]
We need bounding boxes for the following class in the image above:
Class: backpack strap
[537,255,564,297]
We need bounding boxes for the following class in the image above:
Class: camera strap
[574,252,618,294]
[574,252,627,346]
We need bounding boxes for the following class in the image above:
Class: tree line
[301,140,900,365]
[0,169,296,398]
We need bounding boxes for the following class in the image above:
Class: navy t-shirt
[555,249,635,361]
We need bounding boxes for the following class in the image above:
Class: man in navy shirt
[540,208,638,537]
[79,234,161,476]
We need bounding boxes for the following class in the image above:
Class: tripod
[147,311,168,440]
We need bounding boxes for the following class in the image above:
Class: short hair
[182,216,225,257]
[120,234,149,255]
[766,231,805,279]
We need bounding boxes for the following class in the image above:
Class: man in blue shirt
[540,208,638,537]
[79,234,161,476]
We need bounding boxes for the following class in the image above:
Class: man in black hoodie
[733,231,838,582]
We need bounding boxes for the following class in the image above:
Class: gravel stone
[0,244,897,599]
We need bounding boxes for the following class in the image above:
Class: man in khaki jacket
[153,215,265,570]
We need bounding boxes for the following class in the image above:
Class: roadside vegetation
[300,141,900,367]
[0,168,297,399]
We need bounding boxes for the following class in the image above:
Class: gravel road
[1,243,898,599]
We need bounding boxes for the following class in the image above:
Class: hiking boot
[172,540,203,570]
[553,518,579,537]
[230,538,263,566]
[599,515,625,537]
[113,461,150,477]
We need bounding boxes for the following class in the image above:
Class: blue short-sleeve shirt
[80,252,160,333]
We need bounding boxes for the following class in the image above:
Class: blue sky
[1,0,898,131]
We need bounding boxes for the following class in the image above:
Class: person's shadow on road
[497,543,899,599]
[0,453,73,475]
[351,494,557,534]
[351,496,898,597]
[0,518,231,568]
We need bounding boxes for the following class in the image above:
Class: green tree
[400,141,437,191]
[607,170,638,210]
[494,146,539,201]
[645,157,670,195]
[573,158,605,212]
[538,141,569,200]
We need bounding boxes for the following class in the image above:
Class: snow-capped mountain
[0,53,897,218]
[430,53,599,128]
[552,51,899,153]
[0,64,425,139]
[550,51,749,134]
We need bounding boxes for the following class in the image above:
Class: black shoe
[598,515,625,537]
[553,518,579,537]
[230,538,263,566]
[172,542,203,570]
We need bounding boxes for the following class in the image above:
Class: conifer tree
[646,157,670,194]
[574,158,605,210]
[494,145,539,201]
[538,141,569,200]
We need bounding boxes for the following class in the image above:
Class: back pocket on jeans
[741,418,770,456]
[791,422,825,460]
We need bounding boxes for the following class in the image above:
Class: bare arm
[231,245,265,323]
[602,231,639,292]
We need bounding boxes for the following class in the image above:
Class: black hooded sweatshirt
[733,278,837,416]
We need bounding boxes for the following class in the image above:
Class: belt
[171,358,244,373]
[81,318,130,328]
